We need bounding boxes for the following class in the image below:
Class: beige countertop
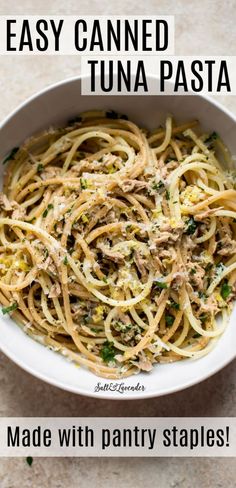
[0,0,235,487]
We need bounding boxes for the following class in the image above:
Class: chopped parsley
[170,300,180,310]
[165,190,170,200]
[63,256,68,265]
[153,280,168,289]
[193,333,201,339]
[42,204,53,218]
[152,181,165,191]
[80,178,88,190]
[114,321,132,332]
[190,268,196,275]
[100,341,116,363]
[186,217,198,235]
[152,181,164,191]
[2,303,18,315]
[220,282,232,300]
[205,132,219,144]
[166,315,174,326]
[26,456,33,467]
[37,163,44,173]
[2,147,19,165]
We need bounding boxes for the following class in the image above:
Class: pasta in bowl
[0,75,235,398]
[0,108,236,382]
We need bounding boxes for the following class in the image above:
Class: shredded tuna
[195,207,223,221]
[132,351,153,371]
[187,263,205,290]
[96,242,124,262]
[48,282,61,298]
[199,295,219,315]
[0,193,13,211]
[172,271,188,289]
[133,250,148,280]
[217,235,236,256]
[118,179,148,193]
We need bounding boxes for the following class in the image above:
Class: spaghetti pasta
[0,110,236,379]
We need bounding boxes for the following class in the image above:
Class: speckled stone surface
[0,0,235,487]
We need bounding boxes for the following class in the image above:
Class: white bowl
[0,75,235,400]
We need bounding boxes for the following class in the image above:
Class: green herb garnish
[2,303,18,315]
[153,280,168,289]
[63,256,68,265]
[166,315,174,326]
[43,204,53,218]
[100,341,116,363]
[37,163,44,173]
[170,300,180,310]
[165,190,170,200]
[221,282,232,300]
[152,181,164,191]
[26,456,33,467]
[186,217,198,235]
[80,178,88,190]
[2,147,19,165]
[114,321,132,332]
[205,132,218,144]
